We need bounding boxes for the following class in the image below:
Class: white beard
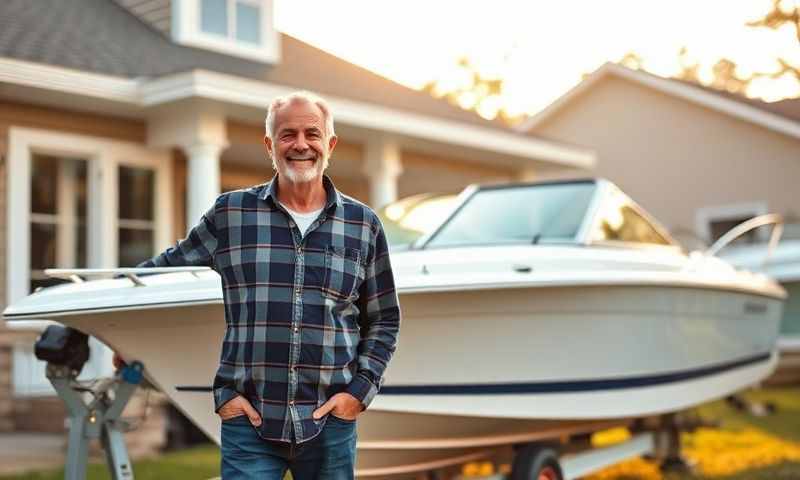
[273,154,329,183]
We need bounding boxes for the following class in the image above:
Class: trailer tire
[511,445,563,480]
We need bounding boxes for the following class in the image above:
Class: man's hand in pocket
[312,392,363,421]
[218,395,262,426]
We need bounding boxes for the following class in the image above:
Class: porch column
[364,137,403,209]
[147,106,228,234]
[184,142,224,227]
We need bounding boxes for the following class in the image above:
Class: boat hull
[24,280,781,476]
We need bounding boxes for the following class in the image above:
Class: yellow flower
[585,426,800,479]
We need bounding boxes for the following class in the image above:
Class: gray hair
[264,91,336,140]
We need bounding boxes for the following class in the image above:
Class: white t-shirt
[279,202,324,237]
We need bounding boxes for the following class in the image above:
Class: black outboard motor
[34,325,90,374]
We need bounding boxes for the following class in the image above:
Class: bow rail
[705,213,784,269]
[44,267,212,286]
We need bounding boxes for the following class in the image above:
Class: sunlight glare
[275,0,800,120]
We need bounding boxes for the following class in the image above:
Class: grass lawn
[692,385,800,442]
[1,387,798,480]
[0,445,222,480]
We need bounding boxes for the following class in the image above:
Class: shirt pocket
[322,246,364,301]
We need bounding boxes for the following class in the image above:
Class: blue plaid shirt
[138,176,401,443]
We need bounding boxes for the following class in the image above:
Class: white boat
[3,178,786,477]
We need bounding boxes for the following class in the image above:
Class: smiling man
[136,91,401,479]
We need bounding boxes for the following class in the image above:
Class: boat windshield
[378,193,459,249]
[423,181,597,248]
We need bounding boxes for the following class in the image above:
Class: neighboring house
[0,0,594,436]
[517,62,800,383]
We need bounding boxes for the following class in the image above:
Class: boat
[3,178,786,477]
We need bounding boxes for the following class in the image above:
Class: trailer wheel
[511,445,563,480]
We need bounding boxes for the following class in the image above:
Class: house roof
[516,62,800,140]
[660,70,800,124]
[716,91,800,124]
[0,0,511,132]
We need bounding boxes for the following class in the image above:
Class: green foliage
[0,445,220,480]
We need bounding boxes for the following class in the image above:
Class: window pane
[31,155,58,214]
[201,0,228,36]
[77,220,87,268]
[594,205,670,245]
[118,166,154,221]
[236,2,261,44]
[119,228,154,267]
[30,223,56,270]
[75,160,87,223]
[427,182,596,247]
[74,161,88,267]
[29,157,87,293]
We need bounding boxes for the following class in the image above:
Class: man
[135,91,401,479]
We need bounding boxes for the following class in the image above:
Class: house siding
[399,150,516,198]
[0,101,146,144]
[533,75,800,240]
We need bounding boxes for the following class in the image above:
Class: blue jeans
[220,415,357,480]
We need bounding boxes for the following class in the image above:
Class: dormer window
[200,0,261,44]
[172,0,280,64]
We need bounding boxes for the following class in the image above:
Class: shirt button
[289,400,295,406]
[293,327,299,333]
[289,221,295,228]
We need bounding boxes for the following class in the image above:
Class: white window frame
[171,0,280,64]
[8,127,173,303]
[7,127,173,396]
[695,201,769,244]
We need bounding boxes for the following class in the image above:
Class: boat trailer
[394,416,689,480]
[34,324,143,480]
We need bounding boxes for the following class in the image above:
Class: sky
[275,0,800,121]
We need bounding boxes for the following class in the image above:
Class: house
[517,62,800,383]
[0,0,594,440]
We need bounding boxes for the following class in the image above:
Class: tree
[422,57,511,123]
[746,0,800,42]
[671,47,753,94]
[765,57,800,83]
[710,58,751,94]
[619,51,644,70]
[675,47,701,84]
[746,0,800,91]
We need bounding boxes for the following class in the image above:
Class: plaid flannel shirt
[137,175,400,443]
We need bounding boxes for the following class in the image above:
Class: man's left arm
[345,217,401,409]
